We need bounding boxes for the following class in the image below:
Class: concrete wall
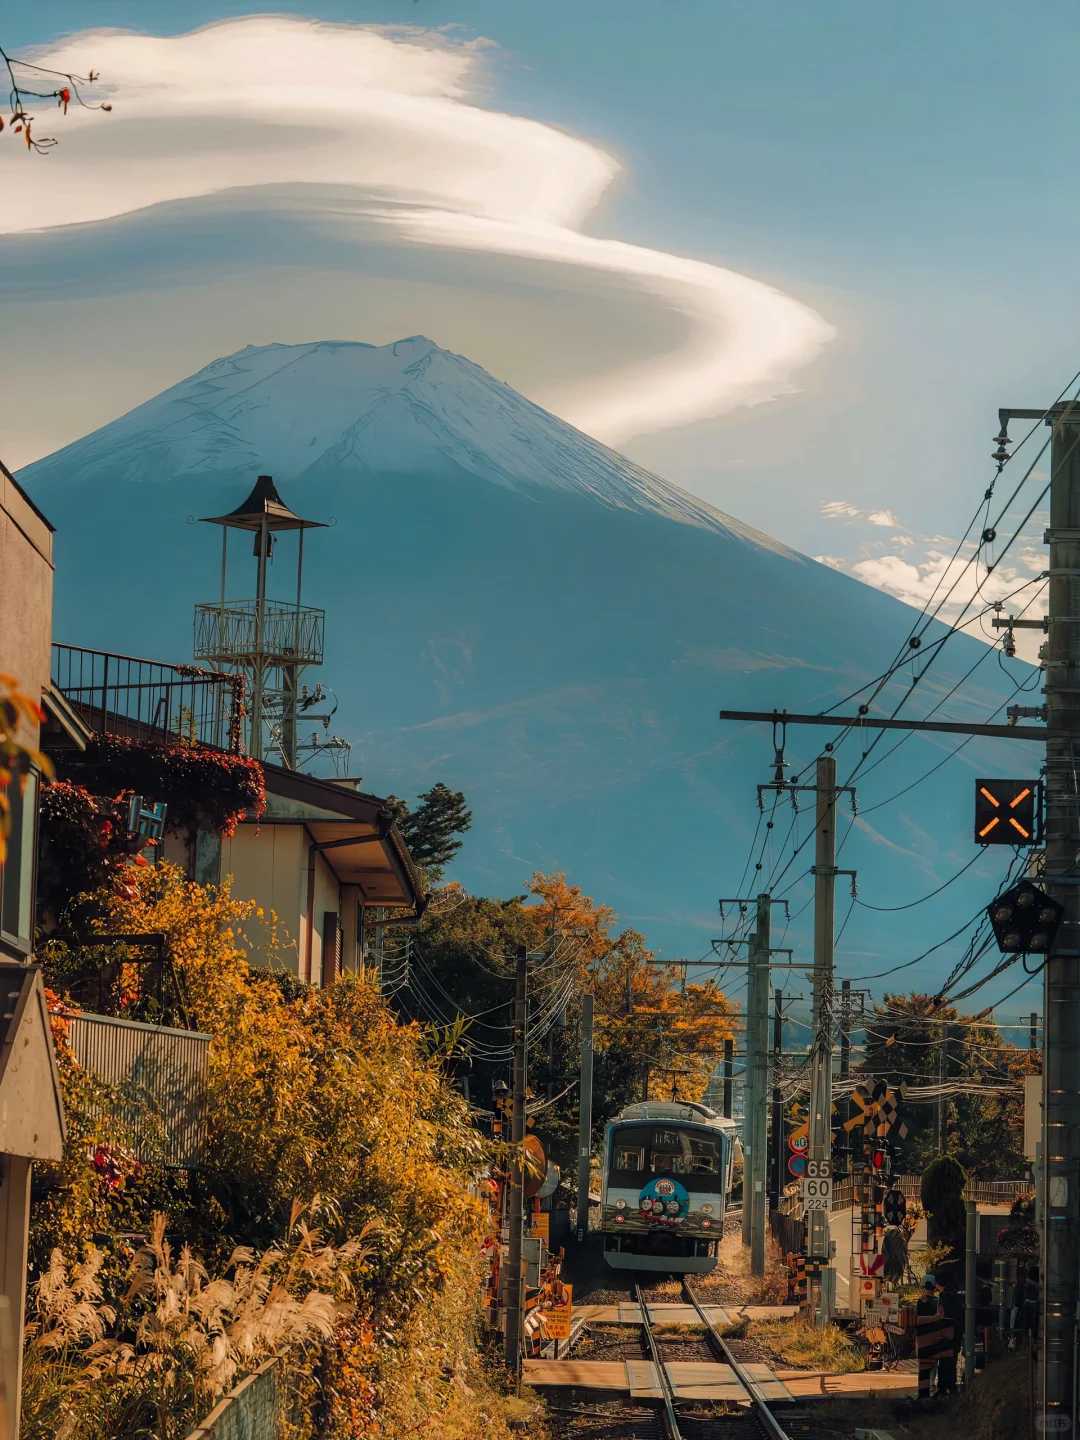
[0,466,53,743]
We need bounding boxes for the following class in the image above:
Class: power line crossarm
[720,708,1046,741]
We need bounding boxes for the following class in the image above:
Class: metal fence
[778,1172,1033,1218]
[52,643,244,752]
[194,600,324,666]
[186,1357,281,1440]
[69,1011,211,1168]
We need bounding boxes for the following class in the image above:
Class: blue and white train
[600,1100,739,1272]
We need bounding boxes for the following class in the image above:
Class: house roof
[41,683,93,751]
[0,965,66,1160]
[199,475,326,533]
[255,761,425,912]
[1,457,55,534]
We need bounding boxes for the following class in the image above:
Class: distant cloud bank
[3,16,833,446]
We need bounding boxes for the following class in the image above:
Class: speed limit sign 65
[805,1159,832,1180]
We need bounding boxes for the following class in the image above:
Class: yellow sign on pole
[542,1283,573,1340]
[531,1212,550,1241]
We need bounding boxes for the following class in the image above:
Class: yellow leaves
[0,672,53,865]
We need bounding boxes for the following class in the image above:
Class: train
[600,1100,740,1272]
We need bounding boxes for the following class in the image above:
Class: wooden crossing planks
[742,1363,795,1403]
[664,1361,748,1401]
[522,1356,752,1402]
[521,1359,628,1389]
[625,1360,664,1398]
[578,1302,734,1326]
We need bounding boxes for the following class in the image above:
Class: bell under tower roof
[199,475,326,532]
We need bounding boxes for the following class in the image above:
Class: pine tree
[385,783,472,881]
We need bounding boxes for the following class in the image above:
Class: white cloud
[866,508,902,528]
[814,554,846,570]
[848,546,1046,659]
[1,17,834,447]
[821,500,861,519]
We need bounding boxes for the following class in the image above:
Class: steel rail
[634,1282,683,1440]
[682,1280,793,1440]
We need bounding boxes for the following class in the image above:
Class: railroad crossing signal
[974,779,1039,846]
[844,1081,908,1140]
[988,880,1064,955]
[883,1189,907,1227]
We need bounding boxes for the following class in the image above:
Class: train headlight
[614,1213,624,1224]
[615,1199,626,1210]
[701,1219,711,1228]
[700,1204,713,1215]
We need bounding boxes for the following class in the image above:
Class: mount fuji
[20,338,1040,990]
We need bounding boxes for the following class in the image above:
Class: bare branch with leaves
[0,44,111,152]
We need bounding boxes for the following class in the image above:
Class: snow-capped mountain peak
[22,337,793,556]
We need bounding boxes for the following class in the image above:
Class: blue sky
[6,1,1077,572]
[5,0,1074,1016]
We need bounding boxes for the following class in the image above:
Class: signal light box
[975,779,1039,846]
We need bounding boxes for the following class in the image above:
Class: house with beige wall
[217,761,426,984]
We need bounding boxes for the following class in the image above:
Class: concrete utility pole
[808,756,838,1306]
[504,946,528,1370]
[839,979,851,1080]
[742,931,757,1251]
[575,992,594,1243]
[1037,404,1080,1423]
[769,987,783,1210]
[722,1038,733,1119]
[965,1198,977,1387]
[749,896,771,1276]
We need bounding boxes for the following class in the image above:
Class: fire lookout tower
[194,475,348,770]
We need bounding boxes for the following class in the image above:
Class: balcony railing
[52,644,245,752]
[194,599,324,667]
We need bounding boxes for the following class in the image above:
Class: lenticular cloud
[2,17,833,445]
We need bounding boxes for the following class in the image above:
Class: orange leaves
[0,672,53,866]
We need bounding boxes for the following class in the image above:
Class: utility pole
[839,979,851,1079]
[504,946,528,1371]
[769,987,783,1210]
[936,1027,948,1154]
[808,755,838,1315]
[723,1038,733,1119]
[742,928,757,1250]
[1036,402,1080,1424]
[965,1198,977,1388]
[575,992,594,1243]
[749,896,770,1276]
[1030,1012,1038,1052]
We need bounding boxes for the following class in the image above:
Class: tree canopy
[386,783,472,881]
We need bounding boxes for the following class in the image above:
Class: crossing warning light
[974,779,1039,846]
[988,880,1064,955]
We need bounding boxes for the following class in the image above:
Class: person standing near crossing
[915,1275,948,1399]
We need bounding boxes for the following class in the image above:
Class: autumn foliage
[32,865,531,1438]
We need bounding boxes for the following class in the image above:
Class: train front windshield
[609,1125,723,1189]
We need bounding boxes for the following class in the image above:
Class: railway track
[640,1281,793,1440]
[547,1281,840,1440]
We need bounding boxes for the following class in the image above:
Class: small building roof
[255,762,427,913]
[0,965,66,1161]
[199,475,326,533]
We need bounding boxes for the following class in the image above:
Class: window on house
[0,771,38,954]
